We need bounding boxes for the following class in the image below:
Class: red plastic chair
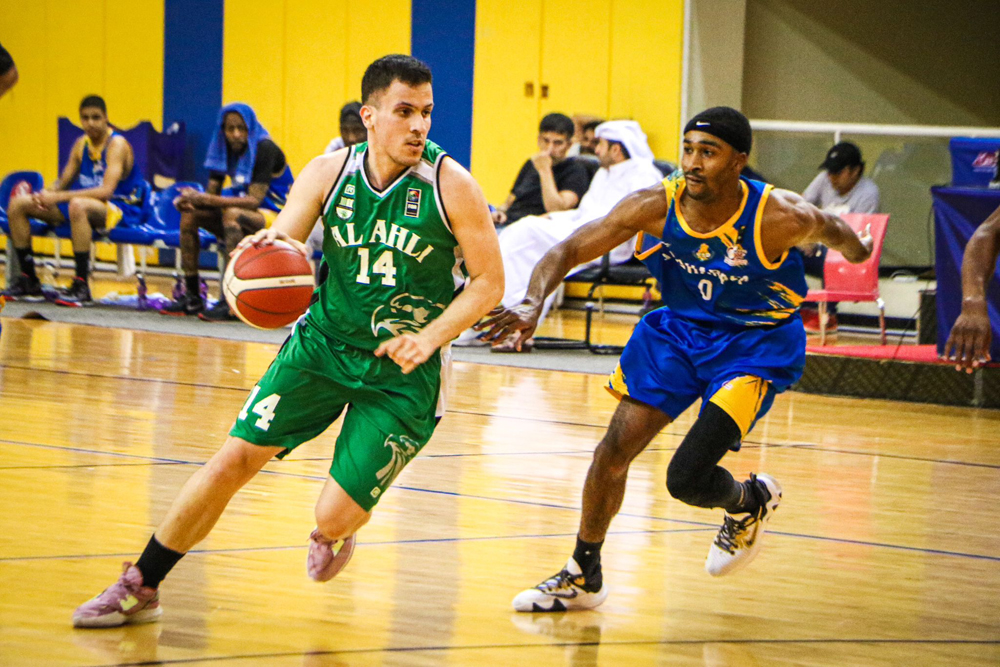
[806,213,890,345]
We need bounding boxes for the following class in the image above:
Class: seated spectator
[461,120,662,351]
[0,41,18,99]
[323,102,366,154]
[800,142,881,333]
[3,95,149,304]
[578,119,602,156]
[310,102,368,282]
[491,113,590,227]
[161,103,293,321]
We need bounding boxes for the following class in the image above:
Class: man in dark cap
[482,106,873,612]
[800,142,881,332]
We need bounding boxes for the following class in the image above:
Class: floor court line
[0,527,715,563]
[3,438,998,563]
[95,637,1000,667]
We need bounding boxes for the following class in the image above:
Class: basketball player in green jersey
[72,55,504,628]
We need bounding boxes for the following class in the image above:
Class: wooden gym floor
[0,315,998,666]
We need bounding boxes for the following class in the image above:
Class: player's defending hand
[233,228,308,258]
[375,333,437,374]
[942,297,992,373]
[475,301,541,351]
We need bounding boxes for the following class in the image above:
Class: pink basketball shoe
[72,562,162,628]
[307,530,356,582]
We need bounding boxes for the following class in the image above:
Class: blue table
[931,186,1000,359]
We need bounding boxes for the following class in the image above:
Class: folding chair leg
[818,301,828,346]
[877,297,887,345]
[53,238,62,280]
[139,246,148,274]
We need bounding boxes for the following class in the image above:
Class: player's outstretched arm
[764,189,873,264]
[235,150,349,257]
[375,158,505,374]
[943,203,1000,372]
[479,184,668,348]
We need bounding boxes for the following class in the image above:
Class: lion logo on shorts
[371,293,445,337]
[375,433,421,487]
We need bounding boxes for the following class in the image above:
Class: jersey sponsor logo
[375,433,421,487]
[371,292,445,337]
[724,242,748,267]
[336,194,355,220]
[330,219,436,263]
[404,188,422,218]
[694,243,713,261]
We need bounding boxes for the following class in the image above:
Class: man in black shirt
[492,113,590,227]
[0,42,18,99]
[162,103,294,321]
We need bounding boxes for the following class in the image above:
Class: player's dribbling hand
[375,333,435,374]
[942,297,992,373]
[857,223,874,257]
[233,228,308,257]
[475,302,540,351]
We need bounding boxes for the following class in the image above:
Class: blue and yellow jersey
[77,132,149,207]
[224,165,294,213]
[636,171,807,328]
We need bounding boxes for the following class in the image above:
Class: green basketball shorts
[229,320,446,511]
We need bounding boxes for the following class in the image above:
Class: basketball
[223,240,315,329]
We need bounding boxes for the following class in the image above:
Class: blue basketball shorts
[55,200,142,227]
[606,307,806,441]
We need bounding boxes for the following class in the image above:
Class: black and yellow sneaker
[512,557,608,612]
[705,472,782,577]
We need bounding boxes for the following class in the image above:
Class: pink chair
[806,213,890,345]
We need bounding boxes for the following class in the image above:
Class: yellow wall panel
[222,0,410,174]
[539,0,612,120]
[222,0,286,152]
[345,0,411,102]
[105,0,164,127]
[609,0,685,161]
[470,0,543,203]
[284,1,350,171]
[0,2,51,179]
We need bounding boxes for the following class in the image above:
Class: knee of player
[67,198,92,219]
[665,463,699,502]
[592,438,633,477]
[315,504,369,541]
[9,194,36,214]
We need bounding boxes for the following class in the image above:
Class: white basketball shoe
[512,557,608,612]
[705,473,782,577]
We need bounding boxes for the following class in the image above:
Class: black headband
[683,106,752,155]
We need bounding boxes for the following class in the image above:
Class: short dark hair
[582,120,603,133]
[79,95,106,114]
[609,140,630,160]
[539,113,574,138]
[340,101,363,125]
[361,55,432,104]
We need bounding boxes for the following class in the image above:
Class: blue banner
[949,137,999,187]
[932,186,1000,359]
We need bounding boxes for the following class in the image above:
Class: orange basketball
[223,241,315,329]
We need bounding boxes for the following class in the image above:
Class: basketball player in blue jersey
[162,103,294,321]
[482,107,874,612]
[4,95,148,304]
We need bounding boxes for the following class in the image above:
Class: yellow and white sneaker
[705,473,782,577]
[512,557,608,612]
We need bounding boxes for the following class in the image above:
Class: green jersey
[305,140,467,351]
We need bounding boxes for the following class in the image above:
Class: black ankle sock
[572,535,604,582]
[14,246,37,280]
[73,252,89,281]
[727,479,766,515]
[184,274,200,300]
[135,535,185,589]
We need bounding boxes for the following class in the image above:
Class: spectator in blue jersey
[3,95,149,304]
[162,103,294,321]
[491,113,590,227]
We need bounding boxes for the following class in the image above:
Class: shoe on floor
[705,473,782,577]
[512,557,608,612]
[307,530,356,582]
[2,273,45,302]
[198,299,235,322]
[54,277,92,307]
[159,293,205,316]
[72,562,162,628]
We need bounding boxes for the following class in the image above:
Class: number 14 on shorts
[239,386,281,431]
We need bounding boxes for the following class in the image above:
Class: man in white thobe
[475,120,663,349]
